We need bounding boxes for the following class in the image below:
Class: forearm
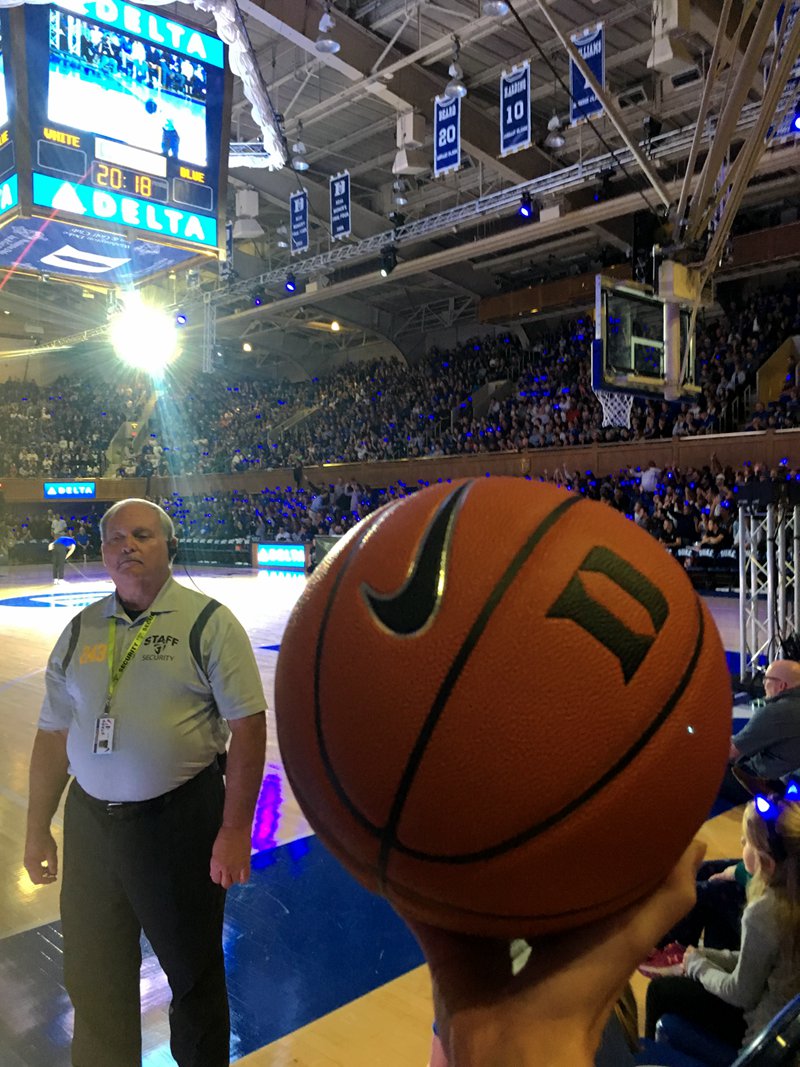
[222,712,266,830]
[27,728,70,831]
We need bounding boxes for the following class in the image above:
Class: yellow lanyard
[105,613,156,711]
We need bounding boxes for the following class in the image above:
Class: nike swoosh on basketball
[362,482,472,636]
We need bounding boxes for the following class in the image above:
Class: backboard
[592,274,700,399]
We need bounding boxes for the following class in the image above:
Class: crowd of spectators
[4,461,793,594]
[0,280,797,483]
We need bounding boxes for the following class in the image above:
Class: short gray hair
[100,498,175,543]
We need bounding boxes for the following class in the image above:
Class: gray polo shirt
[39,577,266,801]
[734,687,800,781]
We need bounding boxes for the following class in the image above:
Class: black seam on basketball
[313,487,477,841]
[377,493,584,885]
[390,591,706,866]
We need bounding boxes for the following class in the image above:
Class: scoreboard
[0,0,229,281]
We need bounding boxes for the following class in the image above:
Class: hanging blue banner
[570,23,604,125]
[433,94,460,177]
[330,171,351,240]
[290,190,308,254]
[500,62,531,157]
[768,3,800,142]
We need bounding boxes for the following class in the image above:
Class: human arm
[409,840,706,1067]
[708,863,739,882]
[210,711,266,889]
[65,542,76,560]
[24,728,69,885]
[685,898,778,1008]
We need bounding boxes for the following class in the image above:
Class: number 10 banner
[500,62,531,157]
[433,94,461,177]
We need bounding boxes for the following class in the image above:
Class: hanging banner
[768,3,800,142]
[290,190,308,254]
[433,94,460,177]
[499,62,531,157]
[330,171,351,240]
[570,23,605,125]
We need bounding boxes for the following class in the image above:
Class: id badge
[93,717,115,754]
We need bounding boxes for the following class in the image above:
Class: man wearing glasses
[724,659,800,802]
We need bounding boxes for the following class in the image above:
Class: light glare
[109,294,179,373]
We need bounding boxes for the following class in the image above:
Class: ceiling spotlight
[394,193,408,206]
[544,113,566,150]
[380,245,397,277]
[482,0,509,14]
[251,287,265,307]
[175,311,188,326]
[291,123,310,171]
[445,37,467,99]
[315,1,341,53]
[285,272,297,292]
[276,238,289,249]
[518,192,539,220]
[594,169,614,202]
[392,179,407,192]
[242,341,253,352]
[793,102,800,131]
[388,210,406,227]
[331,320,341,332]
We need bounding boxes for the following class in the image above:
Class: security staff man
[24,498,267,1067]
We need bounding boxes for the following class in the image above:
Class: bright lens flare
[109,294,180,373]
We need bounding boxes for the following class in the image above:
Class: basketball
[275,477,732,937]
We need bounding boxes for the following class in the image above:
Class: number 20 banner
[500,62,531,157]
[433,94,461,177]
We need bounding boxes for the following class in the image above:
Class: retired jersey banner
[500,62,531,157]
[570,23,605,124]
[433,94,461,177]
[330,172,351,240]
[290,190,309,254]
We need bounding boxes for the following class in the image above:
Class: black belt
[74,758,222,820]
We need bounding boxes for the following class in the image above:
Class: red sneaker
[638,942,686,978]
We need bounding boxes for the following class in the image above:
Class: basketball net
[595,389,634,429]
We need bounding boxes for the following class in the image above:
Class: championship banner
[500,62,531,157]
[433,94,460,177]
[768,3,800,142]
[290,189,309,254]
[330,171,351,240]
[570,23,605,125]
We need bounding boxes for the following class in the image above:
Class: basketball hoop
[595,389,634,429]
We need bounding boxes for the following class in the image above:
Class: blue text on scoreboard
[33,173,217,247]
[44,480,97,499]
[256,543,306,571]
[55,0,224,67]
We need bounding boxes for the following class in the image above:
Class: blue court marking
[260,644,281,652]
[0,836,423,1065]
[0,591,108,610]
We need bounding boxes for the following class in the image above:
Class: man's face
[102,503,171,592]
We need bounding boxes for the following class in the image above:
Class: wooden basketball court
[0,559,744,1065]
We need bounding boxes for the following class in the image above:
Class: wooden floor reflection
[0,561,745,1065]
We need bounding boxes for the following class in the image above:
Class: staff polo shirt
[39,577,266,802]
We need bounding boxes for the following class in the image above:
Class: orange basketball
[275,477,731,937]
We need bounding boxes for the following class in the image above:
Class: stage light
[544,113,565,150]
[285,273,297,292]
[793,102,800,131]
[594,169,614,202]
[252,287,265,307]
[519,192,533,218]
[109,293,179,374]
[315,1,341,53]
[388,211,406,227]
[331,320,341,332]
[242,341,253,352]
[643,115,663,141]
[445,37,467,99]
[482,0,509,14]
[175,311,188,326]
[380,246,397,277]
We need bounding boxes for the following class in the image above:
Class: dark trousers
[61,764,229,1067]
[52,543,67,579]
[645,975,746,1048]
[663,859,745,951]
